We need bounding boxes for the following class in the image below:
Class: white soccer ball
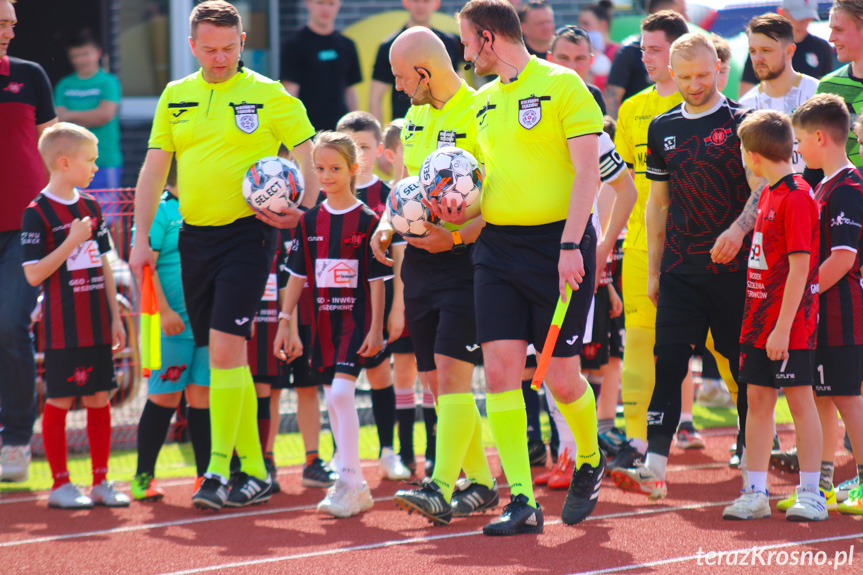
[386,176,439,237]
[418,146,482,209]
[242,156,305,215]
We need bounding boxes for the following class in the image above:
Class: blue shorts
[147,337,210,394]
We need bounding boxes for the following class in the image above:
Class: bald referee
[435,0,605,535]
[129,1,317,510]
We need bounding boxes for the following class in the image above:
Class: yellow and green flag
[141,265,161,376]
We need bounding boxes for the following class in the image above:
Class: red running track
[1,426,861,575]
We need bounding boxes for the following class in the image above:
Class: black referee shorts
[474,220,597,358]
[178,216,277,348]
[402,245,479,372]
[655,271,746,362]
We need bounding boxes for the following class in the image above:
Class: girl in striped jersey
[274,132,391,518]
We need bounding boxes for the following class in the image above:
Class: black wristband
[560,242,581,250]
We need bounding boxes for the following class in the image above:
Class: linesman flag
[140,265,161,376]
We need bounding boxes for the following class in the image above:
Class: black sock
[136,400,176,475]
[257,396,271,455]
[423,407,437,460]
[522,380,542,442]
[371,386,396,456]
[396,407,416,463]
[186,407,211,477]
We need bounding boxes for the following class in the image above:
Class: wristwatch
[278,312,292,323]
[451,230,467,255]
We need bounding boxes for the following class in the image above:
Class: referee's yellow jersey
[474,56,603,227]
[614,85,683,251]
[149,68,315,227]
[402,80,480,232]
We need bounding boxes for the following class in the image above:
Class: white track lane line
[565,532,863,575]
[144,498,771,574]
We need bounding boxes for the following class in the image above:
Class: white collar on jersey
[42,188,81,205]
[821,164,856,185]
[681,94,726,120]
[355,174,380,190]
[322,198,363,215]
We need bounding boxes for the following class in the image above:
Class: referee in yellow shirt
[129,1,317,510]
[440,0,605,535]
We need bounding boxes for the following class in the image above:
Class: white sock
[679,412,693,425]
[748,470,768,494]
[323,385,340,466]
[327,377,362,488]
[630,437,647,455]
[799,471,820,494]
[646,453,668,480]
[542,383,577,458]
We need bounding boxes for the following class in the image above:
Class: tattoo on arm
[735,175,763,233]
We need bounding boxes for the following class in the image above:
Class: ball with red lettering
[418,146,482,209]
[386,176,439,237]
[242,156,304,215]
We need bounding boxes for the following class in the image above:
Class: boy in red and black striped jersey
[21,123,128,509]
[793,94,863,515]
[337,111,415,481]
[722,110,823,522]
[274,132,391,518]
[247,239,287,491]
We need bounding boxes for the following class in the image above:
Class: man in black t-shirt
[738,0,834,96]
[611,34,761,501]
[281,0,362,131]
[369,0,461,123]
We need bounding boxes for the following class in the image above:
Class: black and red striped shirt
[740,175,819,350]
[814,167,863,347]
[248,241,286,378]
[21,190,113,349]
[279,227,314,326]
[1,56,56,232]
[287,200,392,371]
[356,175,390,219]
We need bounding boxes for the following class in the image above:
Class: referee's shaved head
[390,26,451,72]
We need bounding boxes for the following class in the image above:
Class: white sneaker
[48,483,94,509]
[723,489,770,520]
[0,445,31,482]
[379,447,411,480]
[697,379,735,408]
[786,488,828,522]
[90,480,131,507]
[317,480,374,518]
[836,476,859,503]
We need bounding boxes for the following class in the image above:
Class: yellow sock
[462,403,495,489]
[621,325,655,444]
[431,393,477,501]
[234,368,267,480]
[206,366,247,479]
[486,389,535,507]
[705,331,738,402]
[557,381,600,467]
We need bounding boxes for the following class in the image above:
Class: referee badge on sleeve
[230,102,263,134]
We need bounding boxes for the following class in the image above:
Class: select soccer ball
[386,176,439,237]
[418,146,482,209]
[242,156,305,215]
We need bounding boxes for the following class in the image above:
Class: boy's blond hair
[38,122,98,166]
[791,93,850,147]
[737,110,794,163]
